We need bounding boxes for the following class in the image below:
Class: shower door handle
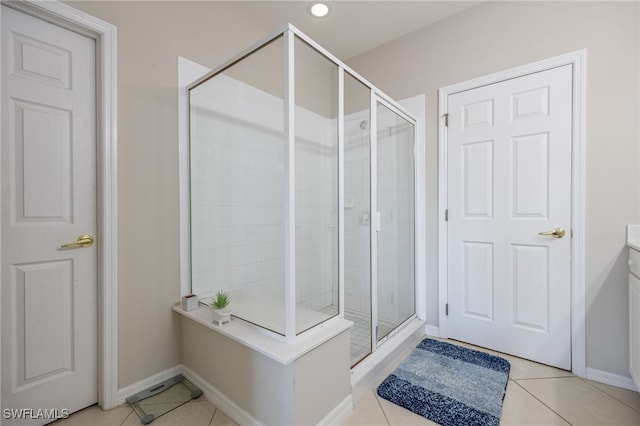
[375,211,381,232]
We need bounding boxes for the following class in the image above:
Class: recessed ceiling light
[308,2,330,18]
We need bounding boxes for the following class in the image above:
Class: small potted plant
[210,290,231,326]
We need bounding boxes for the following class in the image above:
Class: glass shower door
[340,84,417,365]
[375,100,415,341]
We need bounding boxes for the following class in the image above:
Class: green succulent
[210,290,231,310]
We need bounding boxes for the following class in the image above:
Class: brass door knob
[537,228,565,239]
[60,234,94,249]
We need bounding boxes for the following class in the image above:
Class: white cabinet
[630,268,640,391]
[628,225,640,391]
[628,223,640,392]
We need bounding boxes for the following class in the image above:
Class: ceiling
[234,1,482,61]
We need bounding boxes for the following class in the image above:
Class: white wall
[347,1,640,377]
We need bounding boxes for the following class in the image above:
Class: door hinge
[445,209,448,221]
[445,303,449,316]
[443,113,449,127]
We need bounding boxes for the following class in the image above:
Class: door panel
[447,65,572,369]
[512,244,549,331]
[462,241,493,320]
[1,6,97,423]
[512,132,549,217]
[13,100,72,222]
[17,260,74,386]
[463,140,493,218]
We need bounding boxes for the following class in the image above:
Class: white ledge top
[628,225,640,251]
[173,304,352,365]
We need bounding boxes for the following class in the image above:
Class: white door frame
[0,0,118,409]
[437,50,586,377]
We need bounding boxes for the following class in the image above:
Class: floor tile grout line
[511,379,574,425]
[373,391,392,426]
[208,407,217,426]
[512,375,576,381]
[120,407,135,426]
[581,378,640,415]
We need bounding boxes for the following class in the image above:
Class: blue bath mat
[377,338,510,426]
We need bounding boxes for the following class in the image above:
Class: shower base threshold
[350,317,425,386]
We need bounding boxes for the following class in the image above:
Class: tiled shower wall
[344,115,372,315]
[295,113,337,311]
[190,75,285,301]
[190,74,336,311]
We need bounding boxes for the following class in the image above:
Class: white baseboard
[116,363,354,425]
[115,363,259,424]
[318,394,352,426]
[585,367,639,392]
[181,364,262,426]
[116,365,183,406]
[425,324,440,337]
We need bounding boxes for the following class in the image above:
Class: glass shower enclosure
[188,24,416,364]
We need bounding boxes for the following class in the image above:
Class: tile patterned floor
[343,337,640,426]
[53,399,235,426]
[54,337,640,426]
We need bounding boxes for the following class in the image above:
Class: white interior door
[447,65,572,369]
[1,6,98,424]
